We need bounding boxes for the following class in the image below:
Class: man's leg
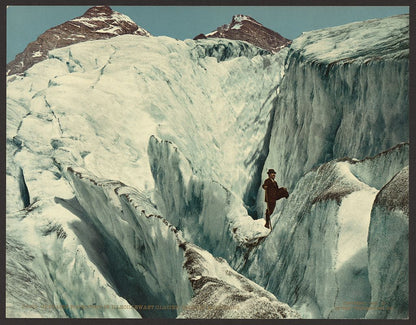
[265,201,276,228]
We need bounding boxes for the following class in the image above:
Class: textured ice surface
[65,168,299,318]
[148,136,271,262]
[242,144,408,319]
[6,35,288,318]
[6,201,141,318]
[65,167,193,318]
[179,243,300,319]
[291,14,408,63]
[366,166,409,319]
[261,14,409,199]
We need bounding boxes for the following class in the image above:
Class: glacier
[6,14,409,319]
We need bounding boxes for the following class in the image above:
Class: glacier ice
[242,144,408,318]
[178,243,299,319]
[6,14,409,319]
[148,135,271,262]
[366,166,409,319]
[6,200,142,318]
[6,34,292,318]
[260,14,408,195]
[65,167,299,318]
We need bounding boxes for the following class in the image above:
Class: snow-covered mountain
[6,6,150,76]
[194,14,291,53]
[6,8,409,320]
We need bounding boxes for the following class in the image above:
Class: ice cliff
[261,14,408,194]
[6,12,408,319]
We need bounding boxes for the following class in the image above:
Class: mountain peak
[83,5,114,17]
[7,6,150,76]
[195,14,291,53]
[232,14,260,24]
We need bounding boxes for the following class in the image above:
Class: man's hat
[267,169,276,174]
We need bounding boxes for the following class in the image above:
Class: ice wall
[366,166,409,319]
[242,144,408,318]
[6,34,286,215]
[148,136,271,261]
[64,166,193,318]
[6,14,409,320]
[191,38,270,62]
[261,15,409,197]
[6,200,142,318]
[64,166,299,319]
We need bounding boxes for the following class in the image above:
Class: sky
[6,5,409,63]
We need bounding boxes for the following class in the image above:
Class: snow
[65,167,193,318]
[7,34,288,318]
[242,142,408,318]
[233,14,260,26]
[231,23,242,30]
[96,26,122,34]
[32,50,43,58]
[291,14,408,63]
[205,31,217,37]
[335,189,377,270]
[6,200,142,318]
[70,9,150,37]
[179,243,299,319]
[72,11,133,26]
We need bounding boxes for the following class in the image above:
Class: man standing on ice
[262,169,288,229]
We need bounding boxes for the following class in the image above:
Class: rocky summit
[194,14,291,53]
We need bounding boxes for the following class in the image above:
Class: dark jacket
[262,178,279,202]
[262,178,289,202]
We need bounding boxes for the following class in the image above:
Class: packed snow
[291,14,408,63]
[32,51,43,58]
